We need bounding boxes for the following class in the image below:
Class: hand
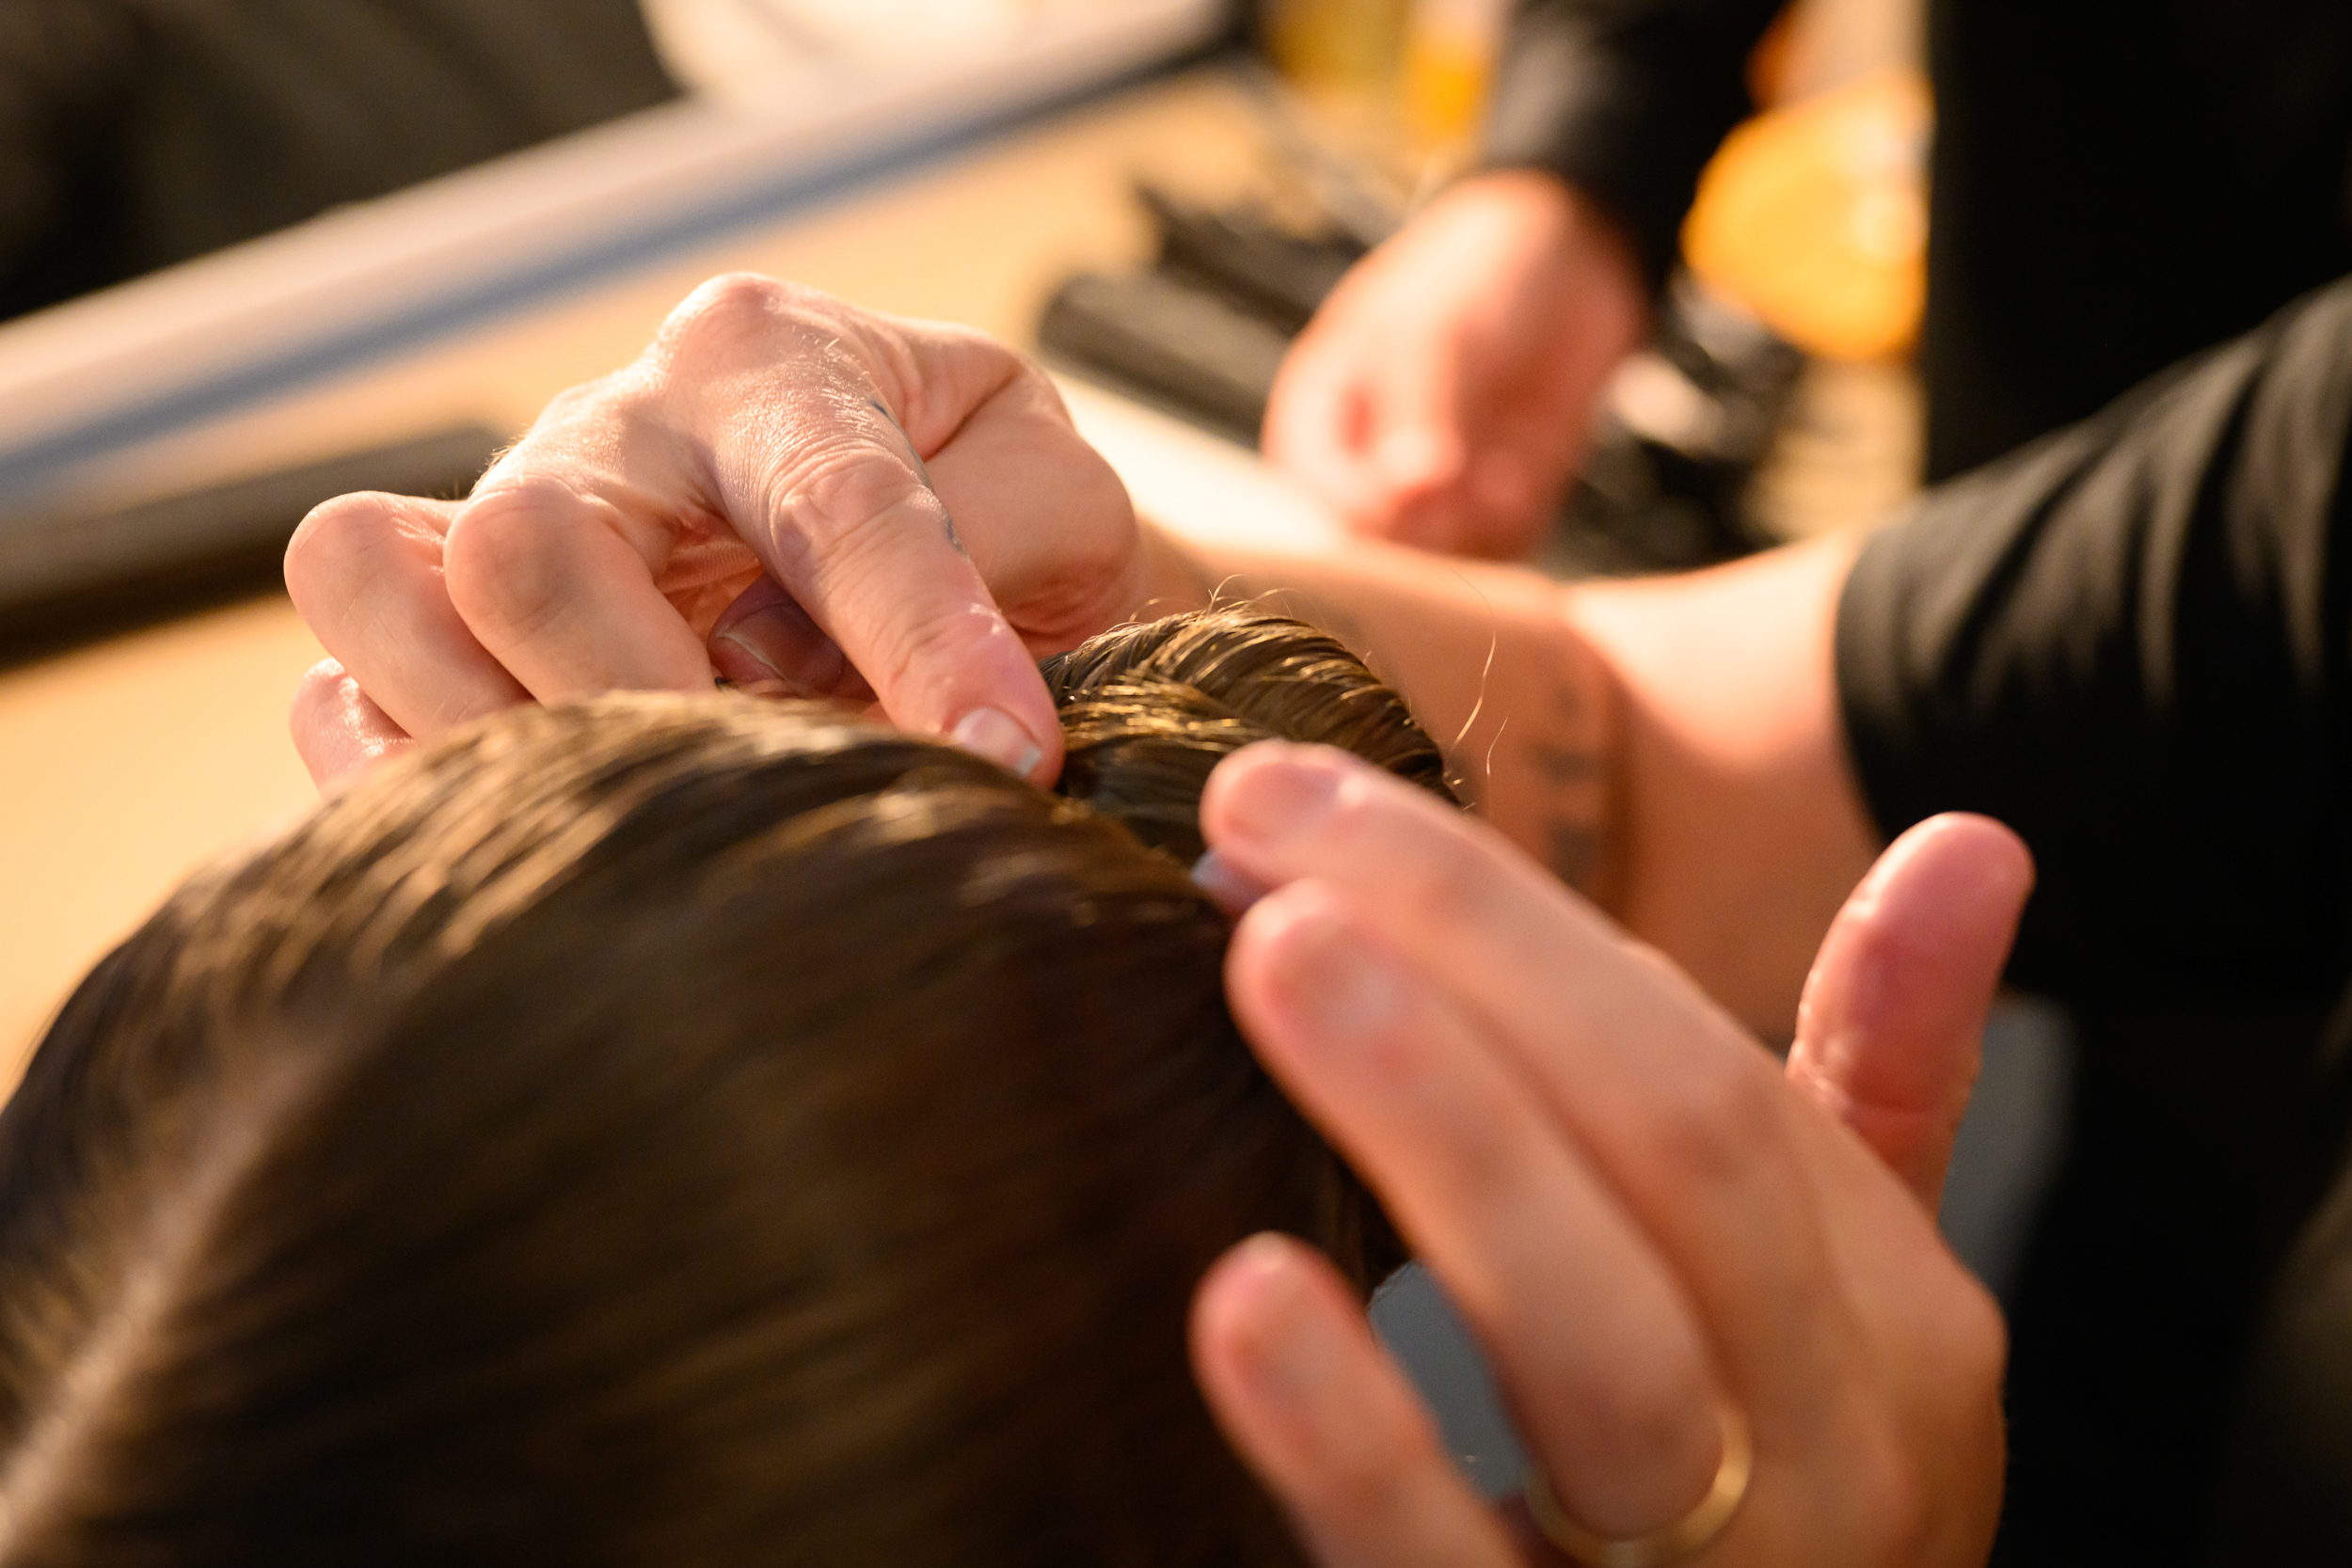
[1262,172,1646,561]
[285,275,1162,790]
[1187,743,2029,1567]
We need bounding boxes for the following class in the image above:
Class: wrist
[1121,528,1626,909]
[1559,537,1878,1040]
[1480,595,1625,911]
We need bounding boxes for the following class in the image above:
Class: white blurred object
[646,0,1117,98]
[1056,374,1343,553]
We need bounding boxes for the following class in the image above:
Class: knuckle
[780,439,929,548]
[1645,1051,1784,1190]
[669,271,791,338]
[659,273,843,372]
[284,491,393,596]
[441,479,580,639]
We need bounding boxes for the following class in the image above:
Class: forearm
[1566,535,1880,1041]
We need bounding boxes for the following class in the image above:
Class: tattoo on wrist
[1526,676,1613,900]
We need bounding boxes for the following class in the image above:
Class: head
[0,609,1451,1566]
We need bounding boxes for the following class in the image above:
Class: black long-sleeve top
[0,1,676,321]
[1836,276,2352,1564]
[1483,0,2352,480]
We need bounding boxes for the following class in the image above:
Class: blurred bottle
[1680,68,1930,361]
[1398,0,1510,147]
[1258,0,1411,101]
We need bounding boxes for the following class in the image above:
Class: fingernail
[952,706,1045,780]
[714,631,827,699]
[1222,755,1342,848]
[1192,848,1273,916]
[712,600,853,696]
[712,627,787,683]
[1273,903,1403,1042]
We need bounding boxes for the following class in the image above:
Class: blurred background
[0,0,1928,627]
[0,0,2070,1496]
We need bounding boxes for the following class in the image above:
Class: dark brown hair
[0,609,1448,1566]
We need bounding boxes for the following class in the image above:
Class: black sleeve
[0,0,681,319]
[1480,0,1784,292]
[120,0,681,274]
[0,4,143,309]
[1836,277,2352,1006]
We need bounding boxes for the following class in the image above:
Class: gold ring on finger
[1521,1403,1754,1568]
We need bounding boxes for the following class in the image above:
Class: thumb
[724,436,1065,785]
[1787,814,2034,1211]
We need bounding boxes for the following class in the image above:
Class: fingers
[914,350,1149,653]
[1191,1234,1520,1568]
[731,430,1058,779]
[1205,743,1851,1457]
[1788,815,2035,1210]
[284,492,532,743]
[1353,309,1481,548]
[663,277,1067,780]
[1204,744,2017,1567]
[707,575,875,701]
[291,277,1143,788]
[443,471,721,702]
[1228,884,1727,1535]
[449,361,1057,774]
[1204,742,2016,1568]
[1262,319,1389,523]
[1263,174,1645,561]
[289,658,416,788]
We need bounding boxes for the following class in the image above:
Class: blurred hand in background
[1261,169,1645,560]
